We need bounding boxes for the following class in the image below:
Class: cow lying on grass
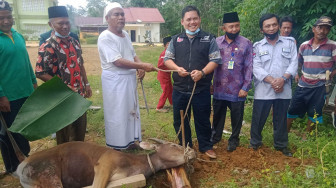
[16,139,196,188]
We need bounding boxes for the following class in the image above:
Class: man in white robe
[98,2,155,149]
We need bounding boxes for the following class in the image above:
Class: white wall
[138,23,161,43]
[125,23,161,43]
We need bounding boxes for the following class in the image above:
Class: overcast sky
[58,0,88,9]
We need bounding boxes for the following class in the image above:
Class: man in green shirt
[0,1,37,175]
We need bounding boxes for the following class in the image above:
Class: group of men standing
[0,2,92,175]
[1,0,336,177]
[163,6,336,159]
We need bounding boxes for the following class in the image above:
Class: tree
[159,0,242,38]
[128,0,167,8]
[86,0,107,17]
[235,0,336,44]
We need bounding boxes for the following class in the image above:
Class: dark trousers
[56,112,87,145]
[0,98,30,173]
[212,99,245,145]
[172,89,213,152]
[250,99,290,149]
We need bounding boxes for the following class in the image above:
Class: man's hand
[177,67,189,77]
[67,85,78,93]
[33,83,38,89]
[0,96,10,112]
[85,86,92,98]
[295,74,299,83]
[238,89,248,98]
[137,69,145,80]
[271,78,285,93]
[190,70,202,82]
[141,63,156,72]
[330,69,336,80]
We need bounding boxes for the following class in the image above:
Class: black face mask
[226,31,240,40]
[264,32,278,40]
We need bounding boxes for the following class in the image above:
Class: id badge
[228,60,234,69]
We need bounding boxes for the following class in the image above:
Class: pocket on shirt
[281,52,291,66]
[260,54,271,63]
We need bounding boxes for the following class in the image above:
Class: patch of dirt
[27,46,101,75]
[147,140,314,187]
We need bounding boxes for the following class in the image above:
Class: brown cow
[16,140,196,188]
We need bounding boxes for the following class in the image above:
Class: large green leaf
[8,77,92,141]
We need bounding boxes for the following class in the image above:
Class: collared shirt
[213,35,253,102]
[253,36,298,100]
[36,32,85,96]
[164,35,221,64]
[164,30,222,93]
[0,28,37,101]
[298,38,336,88]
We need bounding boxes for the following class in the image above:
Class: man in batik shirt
[35,6,92,145]
[211,12,253,152]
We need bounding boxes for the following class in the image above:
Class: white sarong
[101,69,141,149]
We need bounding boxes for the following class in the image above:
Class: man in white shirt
[97,2,155,150]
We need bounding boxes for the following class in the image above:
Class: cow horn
[149,138,167,144]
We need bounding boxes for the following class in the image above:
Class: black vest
[172,30,215,93]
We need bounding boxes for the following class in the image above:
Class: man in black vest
[164,5,222,159]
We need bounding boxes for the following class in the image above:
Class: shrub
[86,36,98,44]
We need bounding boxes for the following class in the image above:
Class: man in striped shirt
[287,16,336,133]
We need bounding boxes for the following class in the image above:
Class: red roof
[75,7,164,26]
[124,7,165,23]
[75,17,103,26]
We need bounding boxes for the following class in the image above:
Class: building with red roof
[75,7,165,43]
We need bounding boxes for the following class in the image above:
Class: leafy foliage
[9,77,92,141]
[236,0,336,43]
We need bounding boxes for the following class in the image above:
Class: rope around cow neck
[147,154,156,174]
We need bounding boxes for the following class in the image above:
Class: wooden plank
[106,174,146,188]
[83,174,146,188]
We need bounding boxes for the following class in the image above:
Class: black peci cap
[48,6,68,19]
[223,12,239,24]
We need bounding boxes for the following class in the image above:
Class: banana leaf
[8,77,92,141]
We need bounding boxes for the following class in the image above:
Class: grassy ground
[86,45,336,187]
[1,45,336,187]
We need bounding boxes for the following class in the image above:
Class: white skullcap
[103,2,122,24]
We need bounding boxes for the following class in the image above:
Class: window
[22,0,45,12]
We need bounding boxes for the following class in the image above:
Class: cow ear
[139,141,157,150]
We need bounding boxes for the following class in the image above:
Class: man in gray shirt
[250,13,297,157]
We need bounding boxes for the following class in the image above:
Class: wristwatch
[201,70,206,78]
[281,76,288,82]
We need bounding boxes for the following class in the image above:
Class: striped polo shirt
[298,38,336,88]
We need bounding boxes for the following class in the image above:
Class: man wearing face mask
[164,5,222,159]
[211,12,253,152]
[35,6,92,145]
[250,14,297,157]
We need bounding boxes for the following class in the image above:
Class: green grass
[2,46,335,187]
[83,46,336,187]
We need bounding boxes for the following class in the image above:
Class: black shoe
[276,147,292,157]
[227,142,239,152]
[248,144,261,151]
